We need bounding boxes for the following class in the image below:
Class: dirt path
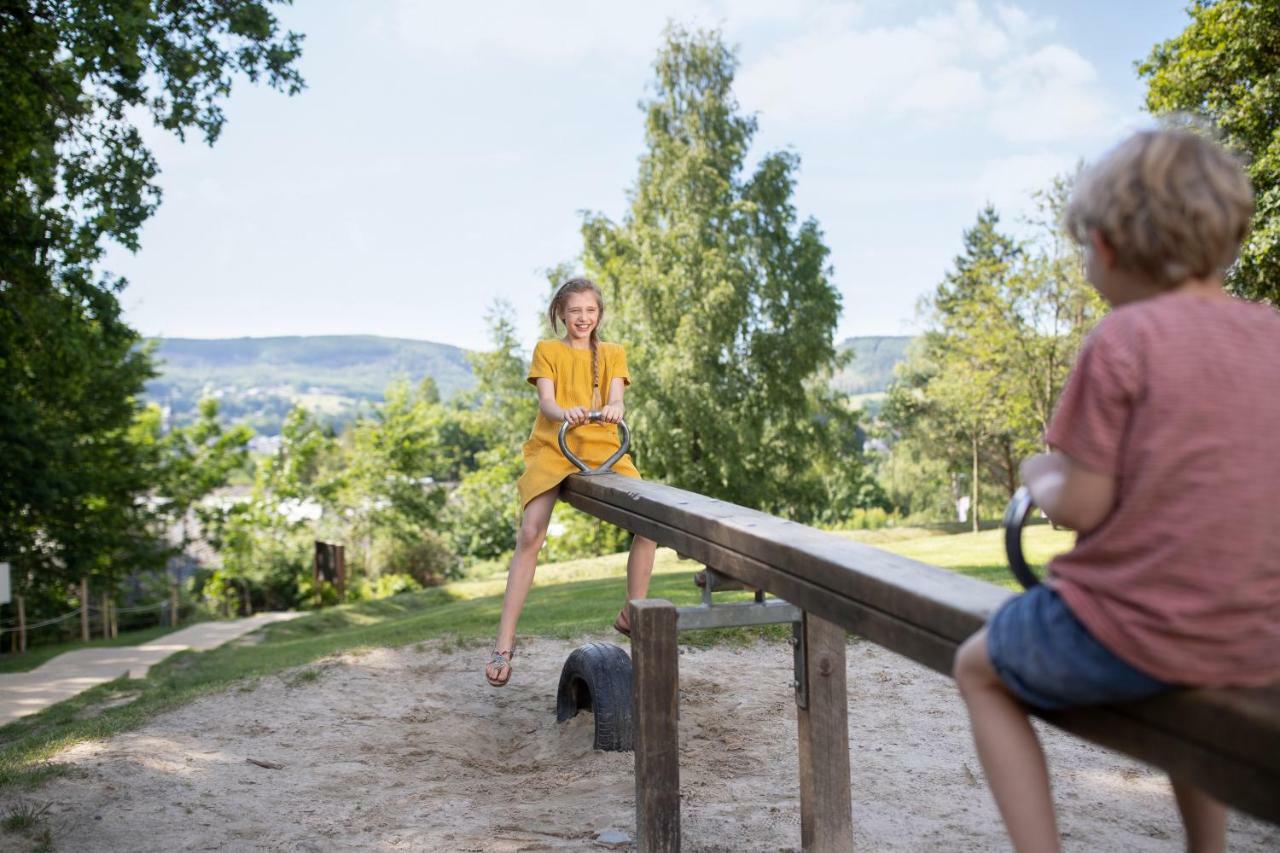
[0,613,302,727]
[6,636,1277,851]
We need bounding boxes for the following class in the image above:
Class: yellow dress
[516,339,641,508]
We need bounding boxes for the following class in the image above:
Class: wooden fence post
[101,591,110,640]
[170,580,179,627]
[796,611,853,852]
[16,594,25,654]
[630,599,680,853]
[80,578,89,642]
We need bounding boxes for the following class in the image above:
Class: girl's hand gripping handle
[557,411,631,475]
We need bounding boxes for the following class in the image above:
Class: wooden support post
[630,599,680,853]
[110,599,118,638]
[101,591,110,640]
[170,581,179,627]
[796,611,853,852]
[16,594,25,655]
[80,578,90,642]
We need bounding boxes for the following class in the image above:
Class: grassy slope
[0,525,1072,790]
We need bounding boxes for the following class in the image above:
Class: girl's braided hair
[548,277,605,409]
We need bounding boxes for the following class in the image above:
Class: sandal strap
[488,649,513,669]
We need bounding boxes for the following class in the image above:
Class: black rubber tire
[555,642,634,752]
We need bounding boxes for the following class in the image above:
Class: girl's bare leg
[615,535,657,633]
[1170,777,1226,853]
[954,629,1061,853]
[626,535,657,600]
[486,489,557,684]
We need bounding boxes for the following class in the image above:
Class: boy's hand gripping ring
[1003,486,1041,590]
[558,411,630,475]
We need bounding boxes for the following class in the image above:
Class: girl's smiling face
[560,291,600,345]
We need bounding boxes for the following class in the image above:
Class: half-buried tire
[555,642,634,752]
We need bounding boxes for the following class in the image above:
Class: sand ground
[3,636,1277,852]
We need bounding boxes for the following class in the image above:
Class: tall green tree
[1139,0,1280,303]
[580,26,860,520]
[1,1,304,592]
[884,190,1105,526]
[885,208,1019,530]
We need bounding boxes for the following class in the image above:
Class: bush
[371,572,423,598]
[542,504,631,562]
[372,531,460,586]
[442,447,522,564]
[844,507,894,530]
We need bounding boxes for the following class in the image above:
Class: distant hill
[145,336,474,435]
[832,336,913,395]
[144,334,914,436]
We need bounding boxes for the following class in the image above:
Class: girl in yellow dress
[485,277,657,687]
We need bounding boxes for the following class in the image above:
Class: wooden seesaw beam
[560,472,1280,852]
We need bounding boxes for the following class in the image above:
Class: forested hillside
[145,334,911,435]
[146,336,473,434]
[832,336,913,395]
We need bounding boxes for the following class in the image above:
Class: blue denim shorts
[986,584,1172,711]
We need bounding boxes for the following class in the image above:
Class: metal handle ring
[557,411,630,475]
[1003,486,1041,590]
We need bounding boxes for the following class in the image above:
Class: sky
[107,1,1194,351]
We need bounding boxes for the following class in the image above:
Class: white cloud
[988,45,1109,143]
[387,1,825,67]
[735,0,1116,145]
[971,151,1077,223]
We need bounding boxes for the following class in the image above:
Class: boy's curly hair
[1065,128,1254,287]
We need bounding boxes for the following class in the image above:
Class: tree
[1,1,304,597]
[1139,0,1280,303]
[205,405,339,611]
[442,304,533,563]
[885,208,1020,530]
[580,26,861,520]
[151,398,253,552]
[342,380,451,582]
[883,189,1105,526]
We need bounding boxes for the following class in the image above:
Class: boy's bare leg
[486,489,558,683]
[954,629,1061,853]
[1170,777,1226,853]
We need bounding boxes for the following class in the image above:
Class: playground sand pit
[12,637,1279,852]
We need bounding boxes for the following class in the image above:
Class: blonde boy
[953,129,1280,853]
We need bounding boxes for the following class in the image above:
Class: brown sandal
[486,649,514,687]
[613,609,631,638]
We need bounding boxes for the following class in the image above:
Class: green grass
[0,622,194,675]
[840,522,1076,588]
[1,798,53,852]
[0,524,1074,794]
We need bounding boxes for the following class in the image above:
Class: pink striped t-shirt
[1046,290,1280,687]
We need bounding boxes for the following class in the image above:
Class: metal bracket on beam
[678,567,806,707]
[790,619,808,710]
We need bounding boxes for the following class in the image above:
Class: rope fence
[1,589,181,655]
[0,607,83,635]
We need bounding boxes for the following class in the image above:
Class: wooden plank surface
[796,612,853,852]
[630,600,681,853]
[563,473,1280,824]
